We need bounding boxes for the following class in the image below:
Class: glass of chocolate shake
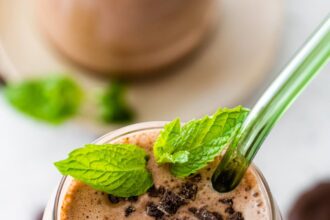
[43,121,282,220]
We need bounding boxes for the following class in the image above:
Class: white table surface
[0,0,329,219]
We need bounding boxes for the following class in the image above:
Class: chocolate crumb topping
[146,202,164,219]
[225,207,235,215]
[127,196,138,202]
[227,212,244,220]
[212,212,223,220]
[148,185,165,198]
[244,186,251,192]
[219,198,233,206]
[253,192,259,197]
[188,207,198,214]
[189,173,202,183]
[108,194,121,204]
[124,205,135,217]
[188,206,223,220]
[158,190,186,215]
[179,182,198,200]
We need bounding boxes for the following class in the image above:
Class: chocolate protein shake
[45,122,281,220]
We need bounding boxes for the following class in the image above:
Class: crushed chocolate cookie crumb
[179,182,198,200]
[108,194,121,204]
[158,190,186,215]
[124,205,135,217]
[212,212,223,220]
[188,207,198,214]
[148,185,158,197]
[189,173,202,183]
[146,202,164,219]
[225,207,235,215]
[148,185,165,198]
[253,192,259,197]
[219,198,233,206]
[127,196,138,202]
[244,186,251,192]
[227,212,244,220]
[188,206,223,220]
[158,186,165,195]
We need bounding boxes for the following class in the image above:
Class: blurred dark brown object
[288,182,330,220]
[0,73,6,86]
[35,0,217,77]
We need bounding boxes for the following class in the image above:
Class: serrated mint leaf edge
[54,144,153,197]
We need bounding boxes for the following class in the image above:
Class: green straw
[212,15,330,193]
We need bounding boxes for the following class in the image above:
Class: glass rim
[52,121,278,220]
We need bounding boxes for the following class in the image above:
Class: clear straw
[212,15,330,192]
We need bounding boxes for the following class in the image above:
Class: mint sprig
[99,81,134,124]
[55,144,153,197]
[4,75,83,124]
[154,106,249,177]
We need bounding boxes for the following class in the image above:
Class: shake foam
[60,130,270,220]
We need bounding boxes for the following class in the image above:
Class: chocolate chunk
[158,186,165,195]
[188,207,198,214]
[188,206,223,220]
[244,186,251,192]
[127,196,138,202]
[108,194,121,204]
[189,173,202,183]
[146,202,164,219]
[148,185,165,198]
[124,205,135,217]
[147,185,158,197]
[225,207,235,215]
[212,212,223,220]
[158,190,186,215]
[179,182,198,200]
[219,198,233,206]
[227,212,244,220]
[288,182,330,220]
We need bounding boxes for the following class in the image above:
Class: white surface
[0,1,329,220]
[0,0,282,134]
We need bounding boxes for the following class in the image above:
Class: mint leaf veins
[4,75,83,124]
[55,144,153,197]
[154,106,249,178]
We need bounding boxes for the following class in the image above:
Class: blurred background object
[0,0,329,219]
[288,182,330,220]
[0,0,282,133]
[35,0,217,75]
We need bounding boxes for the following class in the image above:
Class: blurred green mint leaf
[154,106,249,177]
[99,81,134,123]
[4,75,83,124]
[55,144,153,197]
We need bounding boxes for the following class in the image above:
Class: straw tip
[211,169,239,193]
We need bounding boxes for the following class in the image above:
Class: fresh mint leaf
[4,75,83,124]
[55,144,153,197]
[99,81,134,123]
[154,106,249,177]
